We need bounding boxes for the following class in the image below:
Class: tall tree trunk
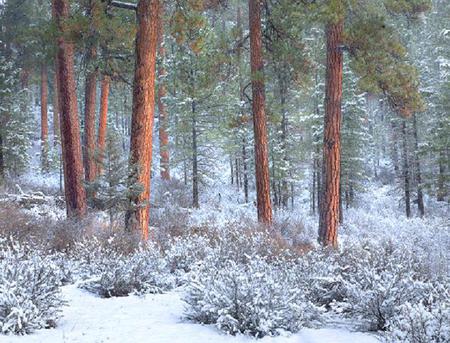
[278,71,289,208]
[40,64,49,172]
[157,4,170,180]
[53,0,87,218]
[242,138,249,203]
[412,113,424,217]
[318,20,344,248]
[125,0,159,239]
[192,101,199,208]
[401,119,411,218]
[437,151,446,201]
[53,71,60,146]
[249,0,272,224]
[0,133,4,183]
[97,75,110,175]
[83,45,98,186]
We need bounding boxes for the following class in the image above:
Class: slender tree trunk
[97,75,110,175]
[192,101,199,208]
[230,156,234,185]
[242,138,249,203]
[0,133,4,182]
[401,119,411,218]
[249,0,272,224]
[125,0,160,240]
[157,4,170,180]
[278,72,289,208]
[318,20,344,248]
[40,64,49,172]
[312,159,316,214]
[437,151,446,201]
[412,113,424,217]
[53,0,87,218]
[53,72,60,146]
[235,156,240,191]
[83,45,98,186]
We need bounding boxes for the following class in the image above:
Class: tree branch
[110,1,137,11]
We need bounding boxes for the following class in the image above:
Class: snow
[2,285,379,343]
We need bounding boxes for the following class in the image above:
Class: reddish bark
[318,20,344,248]
[125,0,160,239]
[53,71,60,146]
[157,4,170,180]
[83,46,98,184]
[97,75,110,175]
[40,64,49,171]
[248,0,272,224]
[53,0,87,218]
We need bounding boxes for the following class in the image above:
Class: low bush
[0,239,64,334]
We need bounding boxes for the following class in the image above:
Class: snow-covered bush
[387,285,450,343]
[185,256,320,337]
[75,237,173,297]
[0,240,64,334]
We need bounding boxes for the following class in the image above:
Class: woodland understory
[0,0,449,342]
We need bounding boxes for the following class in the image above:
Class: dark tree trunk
[412,113,424,217]
[53,71,60,146]
[401,119,411,218]
[125,0,160,240]
[97,75,110,175]
[318,20,344,248]
[242,138,249,203]
[192,101,199,208]
[157,4,170,181]
[83,50,97,186]
[437,151,446,201]
[249,0,272,224]
[41,64,49,172]
[53,0,87,218]
[0,133,4,182]
[230,156,234,185]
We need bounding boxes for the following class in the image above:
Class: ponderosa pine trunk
[157,4,170,181]
[192,101,199,208]
[125,0,159,240]
[53,0,87,218]
[412,113,424,217]
[83,44,98,186]
[249,0,272,224]
[40,64,49,172]
[318,20,344,248]
[97,75,110,175]
[401,119,411,218]
[53,72,60,146]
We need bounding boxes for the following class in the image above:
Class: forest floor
[4,284,379,343]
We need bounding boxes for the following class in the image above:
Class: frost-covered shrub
[164,234,212,274]
[185,256,320,337]
[75,237,173,297]
[0,240,64,334]
[387,286,450,343]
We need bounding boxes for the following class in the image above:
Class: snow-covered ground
[3,285,379,343]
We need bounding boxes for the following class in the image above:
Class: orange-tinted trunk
[53,71,60,146]
[53,0,87,218]
[40,64,49,171]
[318,20,344,248]
[83,46,97,184]
[157,4,170,181]
[97,75,110,175]
[248,0,272,224]
[125,0,160,240]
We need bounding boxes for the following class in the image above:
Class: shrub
[75,237,173,297]
[387,286,450,343]
[0,240,64,334]
[184,256,320,337]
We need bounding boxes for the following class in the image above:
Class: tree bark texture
[40,64,49,172]
[83,45,98,185]
[249,0,272,224]
[192,101,199,208]
[97,75,110,175]
[401,119,411,218]
[125,0,159,240]
[53,0,87,218]
[53,71,60,146]
[318,20,344,248]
